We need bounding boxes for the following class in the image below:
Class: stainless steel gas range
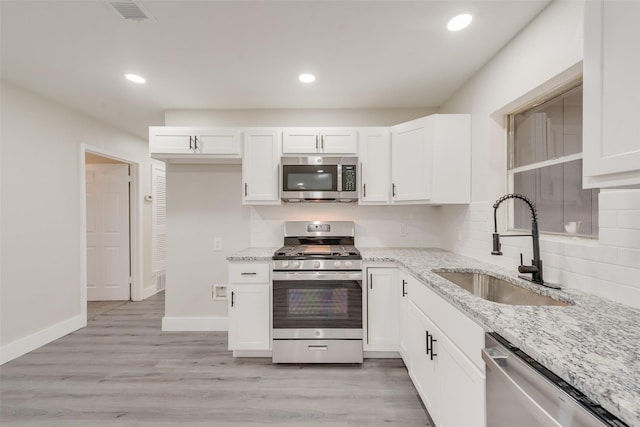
[271,221,363,364]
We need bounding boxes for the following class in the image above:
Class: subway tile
[618,248,640,269]
[599,228,640,249]
[598,210,618,228]
[617,211,640,230]
[599,189,640,210]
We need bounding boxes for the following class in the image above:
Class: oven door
[272,271,362,339]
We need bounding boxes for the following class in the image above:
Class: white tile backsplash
[249,204,441,248]
[440,190,640,309]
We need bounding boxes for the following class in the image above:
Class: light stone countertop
[228,247,640,427]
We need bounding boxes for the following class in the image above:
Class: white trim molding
[0,315,85,364]
[161,316,228,332]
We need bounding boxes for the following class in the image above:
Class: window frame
[506,81,598,239]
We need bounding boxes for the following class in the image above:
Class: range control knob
[281,261,289,268]
[313,261,321,269]
[344,260,353,268]
[334,261,343,268]
[291,261,301,269]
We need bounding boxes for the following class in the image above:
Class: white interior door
[86,164,131,301]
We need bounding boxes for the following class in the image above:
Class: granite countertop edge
[228,247,640,427]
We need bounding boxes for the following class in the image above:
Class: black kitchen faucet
[491,193,559,289]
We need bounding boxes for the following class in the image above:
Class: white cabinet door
[149,127,195,155]
[407,299,439,422]
[583,0,640,188]
[243,129,281,204]
[366,268,399,351]
[391,117,432,203]
[197,129,241,155]
[438,335,486,427]
[321,129,358,154]
[359,128,391,204]
[228,283,271,351]
[282,128,358,154]
[282,129,320,154]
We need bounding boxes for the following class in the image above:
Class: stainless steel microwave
[280,156,358,203]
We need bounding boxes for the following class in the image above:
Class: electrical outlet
[213,237,223,251]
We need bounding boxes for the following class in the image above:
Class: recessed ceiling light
[125,73,146,84]
[299,73,316,83]
[447,13,473,32]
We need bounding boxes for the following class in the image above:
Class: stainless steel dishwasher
[482,332,628,427]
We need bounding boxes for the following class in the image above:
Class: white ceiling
[1,0,551,139]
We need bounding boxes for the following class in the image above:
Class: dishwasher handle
[482,348,563,427]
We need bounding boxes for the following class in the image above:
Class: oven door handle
[272,271,363,282]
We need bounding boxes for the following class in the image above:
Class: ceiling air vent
[106,0,155,23]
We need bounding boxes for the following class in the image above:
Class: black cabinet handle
[315,135,319,150]
[369,273,373,289]
[363,184,367,198]
[430,336,438,360]
[426,331,430,355]
[193,136,199,151]
[402,279,407,296]
[321,135,324,150]
[245,183,248,196]
[231,291,235,307]
[240,272,257,276]
[392,183,396,197]
[189,136,193,150]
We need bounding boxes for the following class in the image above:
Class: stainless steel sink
[434,271,569,306]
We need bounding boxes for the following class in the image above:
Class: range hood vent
[106,0,155,22]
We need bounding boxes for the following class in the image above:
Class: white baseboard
[233,350,272,358]
[0,314,85,365]
[364,351,401,359]
[161,316,228,331]
[141,284,163,300]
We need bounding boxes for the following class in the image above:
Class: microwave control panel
[342,165,357,192]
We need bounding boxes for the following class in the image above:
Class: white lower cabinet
[227,262,271,351]
[405,274,486,427]
[365,267,400,351]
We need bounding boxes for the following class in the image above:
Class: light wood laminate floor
[1,292,432,426]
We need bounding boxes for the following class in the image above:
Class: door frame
[79,144,143,324]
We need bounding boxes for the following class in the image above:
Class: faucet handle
[491,233,502,255]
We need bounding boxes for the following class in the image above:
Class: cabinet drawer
[229,263,270,283]
[408,274,485,370]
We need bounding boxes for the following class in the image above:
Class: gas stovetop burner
[274,244,361,259]
[272,221,362,270]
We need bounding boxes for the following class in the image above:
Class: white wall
[438,0,640,308]
[0,81,157,362]
[165,108,437,128]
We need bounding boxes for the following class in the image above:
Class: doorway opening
[80,145,142,325]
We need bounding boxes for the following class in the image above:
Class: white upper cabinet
[242,129,281,205]
[359,128,392,204]
[390,114,471,204]
[282,128,358,154]
[149,127,242,162]
[583,0,640,188]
